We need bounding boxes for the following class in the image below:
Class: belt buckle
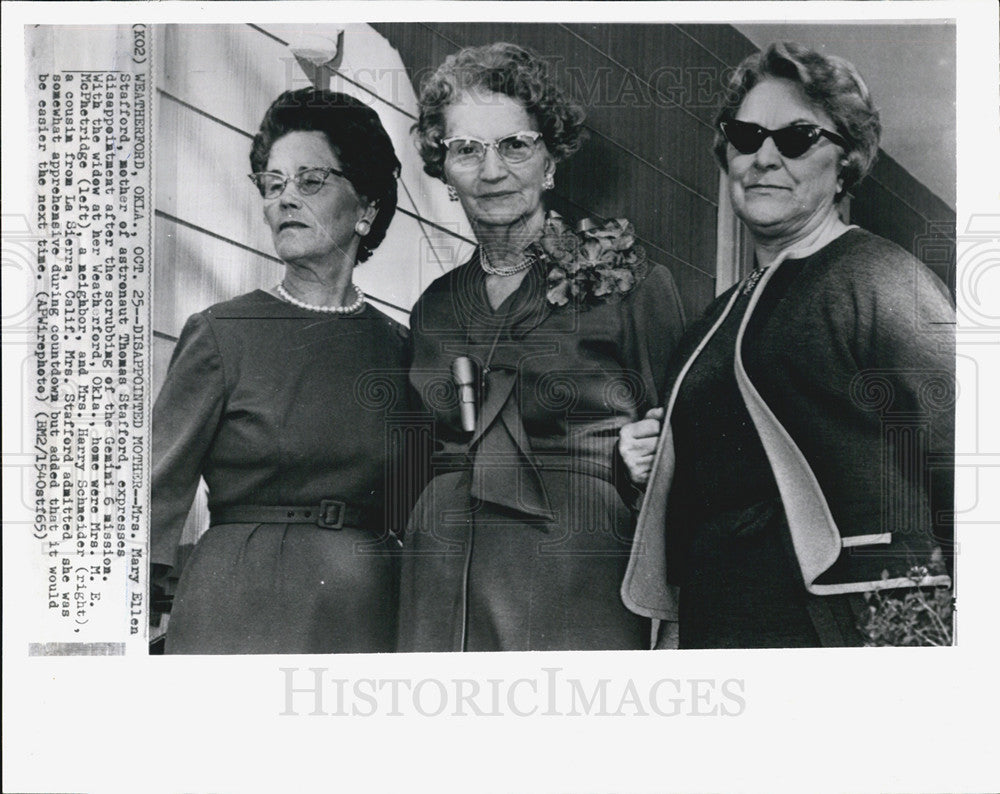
[317,499,345,530]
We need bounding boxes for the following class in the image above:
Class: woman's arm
[623,264,686,408]
[861,250,955,567]
[150,311,226,576]
[615,265,685,490]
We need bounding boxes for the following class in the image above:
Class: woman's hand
[618,407,664,486]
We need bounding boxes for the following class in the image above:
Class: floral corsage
[537,211,649,308]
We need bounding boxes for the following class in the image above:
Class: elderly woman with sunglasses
[397,42,685,652]
[619,42,954,648]
[151,89,407,653]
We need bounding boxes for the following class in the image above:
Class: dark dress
[151,290,409,654]
[666,264,822,648]
[398,254,685,652]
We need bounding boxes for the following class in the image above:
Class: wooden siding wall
[852,153,956,294]
[373,21,956,312]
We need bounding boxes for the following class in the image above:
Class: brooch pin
[741,266,769,296]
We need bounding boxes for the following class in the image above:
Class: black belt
[210,500,376,530]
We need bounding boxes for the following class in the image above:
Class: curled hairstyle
[250,88,400,263]
[714,42,882,200]
[414,42,587,181]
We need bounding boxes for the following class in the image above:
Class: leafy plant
[857,563,954,647]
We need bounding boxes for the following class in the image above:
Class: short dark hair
[414,42,586,181]
[714,42,881,200]
[250,89,400,262]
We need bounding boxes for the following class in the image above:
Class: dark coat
[623,229,955,627]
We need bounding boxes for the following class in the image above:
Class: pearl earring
[447,185,459,202]
[355,218,371,237]
[543,172,555,190]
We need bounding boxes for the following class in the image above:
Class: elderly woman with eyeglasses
[397,42,685,652]
[618,43,955,648]
[151,89,407,654]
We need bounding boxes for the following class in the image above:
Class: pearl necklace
[479,247,537,277]
[276,282,366,314]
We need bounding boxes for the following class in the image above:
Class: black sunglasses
[720,120,849,158]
